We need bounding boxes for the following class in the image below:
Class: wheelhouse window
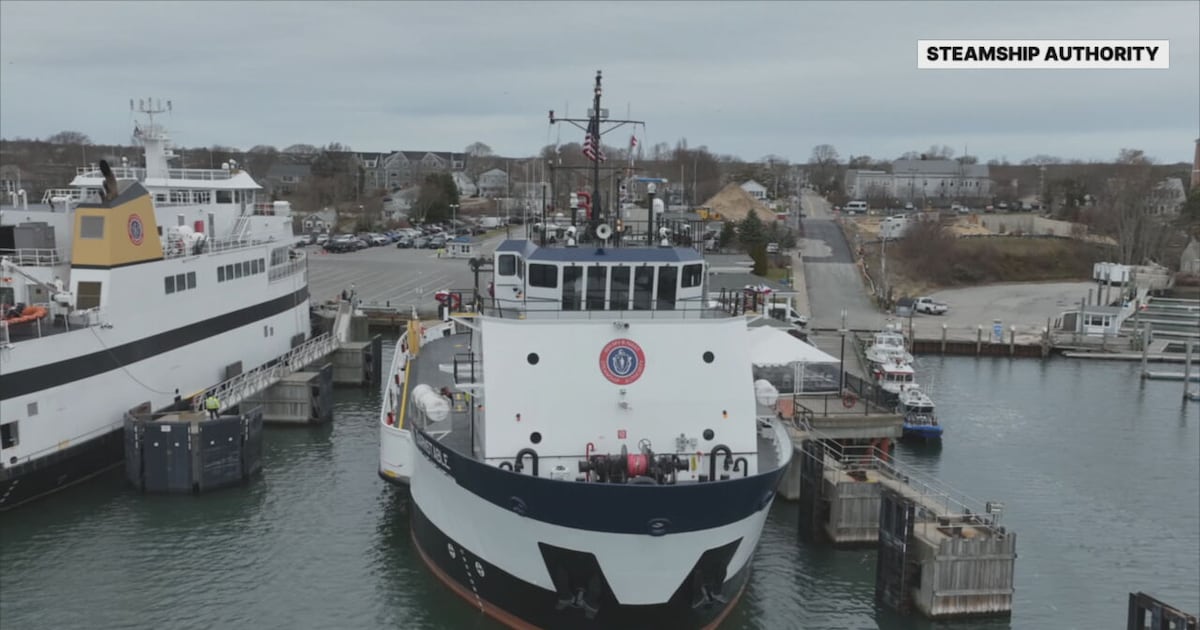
[562,266,582,311]
[216,190,233,204]
[586,266,607,311]
[682,263,703,288]
[79,216,104,239]
[498,254,516,277]
[529,263,557,288]
[656,265,677,311]
[610,266,630,311]
[633,266,654,310]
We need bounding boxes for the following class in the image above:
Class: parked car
[369,233,390,246]
[913,296,948,315]
[395,235,414,248]
[427,235,448,249]
[315,233,330,245]
[411,236,431,249]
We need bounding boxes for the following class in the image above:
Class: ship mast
[548,71,644,245]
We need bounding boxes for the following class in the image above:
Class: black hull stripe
[410,501,750,629]
[0,287,309,400]
[415,429,787,535]
[0,427,124,511]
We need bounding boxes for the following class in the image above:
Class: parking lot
[304,230,512,311]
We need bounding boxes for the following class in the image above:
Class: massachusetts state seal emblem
[599,338,646,385]
[127,214,145,246]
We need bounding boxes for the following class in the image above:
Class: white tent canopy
[747,326,838,366]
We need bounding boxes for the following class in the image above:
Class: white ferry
[0,104,310,510]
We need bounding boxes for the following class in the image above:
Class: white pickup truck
[766,303,810,328]
[913,297,948,315]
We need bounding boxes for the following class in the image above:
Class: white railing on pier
[192,332,340,414]
[794,423,1006,527]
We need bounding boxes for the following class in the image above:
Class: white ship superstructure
[0,105,310,509]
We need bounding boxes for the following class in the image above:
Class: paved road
[908,280,1096,342]
[798,190,884,332]
[306,231,511,310]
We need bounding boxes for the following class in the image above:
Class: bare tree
[47,131,92,145]
[465,142,493,157]
[926,144,955,160]
[283,144,319,155]
[808,144,840,193]
[1098,149,1174,264]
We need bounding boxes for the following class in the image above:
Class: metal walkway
[796,424,1007,528]
[192,301,351,413]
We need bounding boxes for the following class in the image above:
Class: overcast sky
[1,1,1197,165]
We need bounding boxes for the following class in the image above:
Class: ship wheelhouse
[491,241,708,315]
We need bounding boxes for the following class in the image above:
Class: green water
[2,354,1197,629]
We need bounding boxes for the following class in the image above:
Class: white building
[478,168,509,198]
[740,179,768,200]
[1152,178,1186,216]
[847,160,991,204]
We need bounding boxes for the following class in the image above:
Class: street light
[449,203,459,226]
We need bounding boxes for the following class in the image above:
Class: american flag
[582,117,605,162]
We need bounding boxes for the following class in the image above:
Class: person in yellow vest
[205,394,220,420]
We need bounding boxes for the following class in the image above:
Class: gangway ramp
[193,303,350,414]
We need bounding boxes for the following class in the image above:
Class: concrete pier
[242,363,334,424]
[790,430,1016,619]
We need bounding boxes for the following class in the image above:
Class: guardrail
[797,424,1006,526]
[192,332,339,413]
[269,252,306,282]
[0,248,62,266]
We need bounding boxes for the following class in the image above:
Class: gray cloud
[1,1,1196,164]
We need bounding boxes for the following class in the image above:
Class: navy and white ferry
[379,74,793,628]
[0,102,309,510]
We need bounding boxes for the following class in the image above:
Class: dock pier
[1127,592,1198,630]
[790,428,1016,619]
[123,299,381,493]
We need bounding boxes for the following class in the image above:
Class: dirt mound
[700,183,770,222]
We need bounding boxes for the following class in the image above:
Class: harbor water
[1,349,1197,629]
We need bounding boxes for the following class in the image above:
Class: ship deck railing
[75,165,237,181]
[268,251,306,282]
[0,248,63,267]
[460,294,741,321]
[0,303,102,347]
[160,233,284,260]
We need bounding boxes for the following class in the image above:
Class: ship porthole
[530,432,542,444]
[527,352,540,365]
[702,351,714,363]
[703,429,714,441]
[475,561,486,577]
[447,543,456,559]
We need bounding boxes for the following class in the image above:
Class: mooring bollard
[976,325,983,356]
[941,323,947,354]
[1009,326,1016,356]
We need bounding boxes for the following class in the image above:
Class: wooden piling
[976,326,982,356]
[941,324,948,355]
[1008,326,1015,356]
